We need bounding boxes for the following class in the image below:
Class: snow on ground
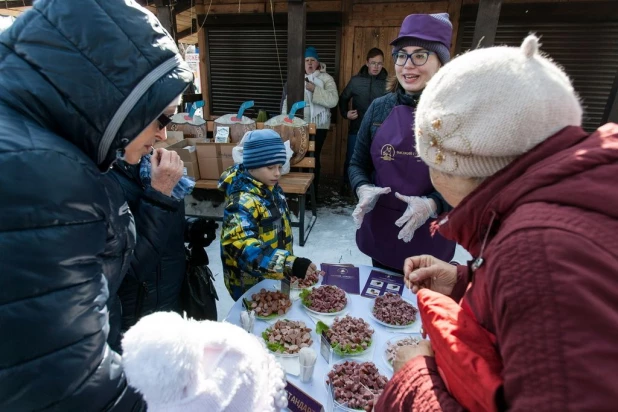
[185,188,471,321]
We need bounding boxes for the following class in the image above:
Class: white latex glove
[352,184,391,229]
[394,193,437,242]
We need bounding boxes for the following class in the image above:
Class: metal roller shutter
[459,20,618,132]
[207,26,339,117]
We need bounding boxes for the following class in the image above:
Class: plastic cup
[299,360,316,383]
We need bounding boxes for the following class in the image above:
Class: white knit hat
[121,312,288,412]
[415,35,583,177]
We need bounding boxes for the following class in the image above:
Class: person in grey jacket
[0,0,192,410]
[339,48,388,192]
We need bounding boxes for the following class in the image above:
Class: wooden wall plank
[197,29,211,117]
[448,0,463,55]
[352,1,449,16]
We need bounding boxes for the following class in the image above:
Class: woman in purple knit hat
[348,13,457,273]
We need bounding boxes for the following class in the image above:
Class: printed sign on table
[285,381,324,412]
[361,270,405,298]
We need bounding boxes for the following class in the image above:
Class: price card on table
[320,331,332,364]
[281,278,291,297]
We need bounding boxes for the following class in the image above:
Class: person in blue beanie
[218,129,318,300]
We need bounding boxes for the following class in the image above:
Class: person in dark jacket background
[0,0,193,410]
[110,151,219,340]
[348,14,456,273]
[339,48,388,193]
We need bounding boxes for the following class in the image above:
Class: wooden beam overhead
[176,19,198,40]
[471,0,502,48]
[172,0,193,15]
[286,0,306,115]
[0,1,32,8]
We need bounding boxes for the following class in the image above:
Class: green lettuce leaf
[316,321,330,335]
[262,330,287,353]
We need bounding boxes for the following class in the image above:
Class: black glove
[291,257,312,279]
[185,218,218,247]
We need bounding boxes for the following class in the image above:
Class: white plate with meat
[322,315,374,357]
[300,285,348,316]
[325,359,389,411]
[290,271,323,290]
[369,293,420,329]
[382,334,423,371]
[245,289,292,320]
[261,319,314,358]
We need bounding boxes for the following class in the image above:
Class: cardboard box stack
[167,139,201,180]
[196,142,236,180]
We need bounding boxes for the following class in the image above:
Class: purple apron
[356,105,456,270]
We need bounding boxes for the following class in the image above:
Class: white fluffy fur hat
[415,35,583,177]
[121,312,288,412]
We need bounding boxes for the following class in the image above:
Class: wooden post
[471,0,502,49]
[155,0,176,41]
[602,68,618,124]
[286,0,306,114]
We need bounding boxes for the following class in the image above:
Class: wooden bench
[191,121,318,246]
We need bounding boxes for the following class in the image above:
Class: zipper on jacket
[135,281,148,319]
[155,263,161,309]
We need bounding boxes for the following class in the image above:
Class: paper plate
[369,297,420,329]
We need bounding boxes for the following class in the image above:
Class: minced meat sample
[326,361,388,411]
[385,336,422,365]
[372,293,418,326]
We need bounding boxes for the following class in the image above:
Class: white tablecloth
[225,265,422,410]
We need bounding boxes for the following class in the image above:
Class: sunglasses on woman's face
[157,113,173,130]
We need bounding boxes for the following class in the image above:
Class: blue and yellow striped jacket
[219,165,296,300]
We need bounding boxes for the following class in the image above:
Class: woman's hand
[393,340,434,373]
[305,79,315,92]
[404,255,457,295]
[151,148,183,196]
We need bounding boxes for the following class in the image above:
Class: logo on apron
[380,144,395,161]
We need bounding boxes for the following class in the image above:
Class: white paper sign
[215,126,230,143]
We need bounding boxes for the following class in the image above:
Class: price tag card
[281,278,291,297]
[214,126,230,143]
[320,331,332,364]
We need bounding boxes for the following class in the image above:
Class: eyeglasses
[392,51,435,67]
[368,61,384,67]
[157,113,173,130]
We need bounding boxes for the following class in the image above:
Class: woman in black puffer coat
[109,161,219,339]
[0,1,193,410]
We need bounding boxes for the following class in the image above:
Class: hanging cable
[269,0,284,89]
